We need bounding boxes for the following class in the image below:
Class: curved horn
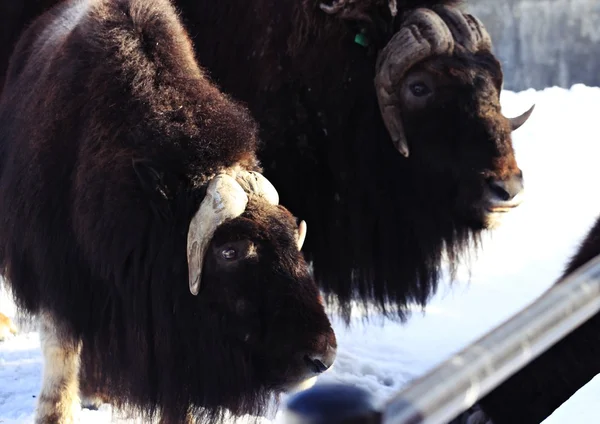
[431,5,492,52]
[297,220,307,251]
[375,9,454,157]
[187,174,248,295]
[509,104,535,131]
[235,170,280,205]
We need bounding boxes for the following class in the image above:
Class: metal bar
[381,253,600,424]
[282,253,600,424]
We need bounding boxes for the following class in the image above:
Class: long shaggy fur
[169,0,517,321]
[0,0,335,422]
[0,0,522,324]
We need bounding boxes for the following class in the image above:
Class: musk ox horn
[431,5,492,53]
[187,170,282,295]
[374,9,454,157]
[297,220,307,251]
[234,170,280,205]
[509,104,535,131]
[187,174,249,296]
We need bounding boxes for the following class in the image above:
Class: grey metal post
[381,253,600,424]
[283,253,600,424]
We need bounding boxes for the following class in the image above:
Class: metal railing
[282,253,600,424]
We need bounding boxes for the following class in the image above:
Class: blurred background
[466,0,600,91]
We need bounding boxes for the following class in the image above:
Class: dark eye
[409,82,431,97]
[221,248,237,260]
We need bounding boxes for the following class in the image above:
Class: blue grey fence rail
[282,253,600,424]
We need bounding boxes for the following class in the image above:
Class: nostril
[304,355,329,373]
[487,174,524,204]
[488,179,511,201]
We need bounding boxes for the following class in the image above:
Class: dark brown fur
[0,0,335,422]
[167,0,525,321]
[0,1,526,322]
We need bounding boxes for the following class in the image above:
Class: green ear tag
[354,33,369,47]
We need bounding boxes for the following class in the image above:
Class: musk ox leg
[35,312,82,424]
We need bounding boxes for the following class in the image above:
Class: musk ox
[170,0,535,320]
[1,1,534,321]
[452,215,600,424]
[0,0,337,422]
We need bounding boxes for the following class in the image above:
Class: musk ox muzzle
[187,170,307,295]
[374,6,535,157]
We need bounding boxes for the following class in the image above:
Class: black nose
[303,345,336,374]
[488,171,524,202]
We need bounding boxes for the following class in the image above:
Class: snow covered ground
[1,84,600,423]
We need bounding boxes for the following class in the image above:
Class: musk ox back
[0,0,336,422]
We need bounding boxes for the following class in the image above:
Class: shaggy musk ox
[0,0,337,422]
[159,0,534,320]
[1,3,535,318]
[452,215,600,424]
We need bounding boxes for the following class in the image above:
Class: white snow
[2,84,600,423]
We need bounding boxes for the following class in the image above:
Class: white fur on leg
[35,312,82,424]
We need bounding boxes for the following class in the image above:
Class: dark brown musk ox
[154,0,536,321]
[0,0,337,423]
[451,215,600,424]
[0,2,535,321]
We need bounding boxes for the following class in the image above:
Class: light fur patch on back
[36,312,82,424]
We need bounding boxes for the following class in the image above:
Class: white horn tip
[297,220,307,251]
[189,275,200,296]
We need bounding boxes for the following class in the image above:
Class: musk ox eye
[409,82,431,97]
[221,248,237,260]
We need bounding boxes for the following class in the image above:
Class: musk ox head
[319,3,533,229]
[375,6,532,227]
[185,169,337,392]
[121,164,337,419]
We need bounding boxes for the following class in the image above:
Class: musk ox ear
[132,158,169,200]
